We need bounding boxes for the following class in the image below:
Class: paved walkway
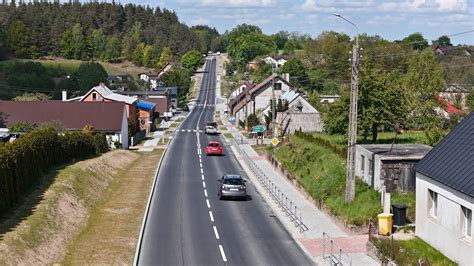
[214,64,377,265]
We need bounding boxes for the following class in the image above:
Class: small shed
[355,144,432,192]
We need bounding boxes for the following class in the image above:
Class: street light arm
[332,13,359,32]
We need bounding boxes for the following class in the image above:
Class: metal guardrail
[322,232,352,266]
[235,145,308,233]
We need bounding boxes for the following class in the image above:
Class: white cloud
[435,0,468,11]
[302,0,317,10]
[379,0,426,11]
[189,17,210,25]
[195,0,274,8]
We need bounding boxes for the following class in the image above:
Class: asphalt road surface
[136,58,313,266]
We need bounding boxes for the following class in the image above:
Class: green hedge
[0,127,108,214]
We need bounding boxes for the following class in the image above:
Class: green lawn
[372,237,455,265]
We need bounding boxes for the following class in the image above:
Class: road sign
[271,138,280,146]
[228,116,236,122]
[252,125,265,133]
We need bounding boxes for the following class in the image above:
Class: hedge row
[0,127,108,214]
[294,130,347,158]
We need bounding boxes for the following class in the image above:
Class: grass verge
[371,236,454,265]
[223,132,234,139]
[62,149,164,264]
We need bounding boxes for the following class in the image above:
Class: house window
[368,159,373,177]
[92,92,97,101]
[428,189,438,219]
[274,83,282,90]
[360,155,365,174]
[462,206,472,238]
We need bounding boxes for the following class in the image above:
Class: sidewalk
[214,64,377,265]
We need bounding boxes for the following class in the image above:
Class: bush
[0,127,108,214]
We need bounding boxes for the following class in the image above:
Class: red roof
[0,101,126,131]
[437,96,462,114]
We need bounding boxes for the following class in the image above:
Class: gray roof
[415,112,474,197]
[360,144,432,158]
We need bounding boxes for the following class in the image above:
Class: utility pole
[244,68,249,132]
[271,64,276,137]
[333,13,360,203]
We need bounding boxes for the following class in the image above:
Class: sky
[123,0,472,44]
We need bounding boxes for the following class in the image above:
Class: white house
[415,112,473,266]
[229,74,295,124]
[264,55,290,68]
[138,71,160,88]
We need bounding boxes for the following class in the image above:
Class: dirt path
[62,149,164,264]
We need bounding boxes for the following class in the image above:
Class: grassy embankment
[0,149,163,264]
[271,131,429,226]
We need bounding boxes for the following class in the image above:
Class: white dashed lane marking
[209,211,214,222]
[204,189,208,198]
[213,226,220,240]
[219,245,227,262]
[206,199,211,208]
[202,181,206,188]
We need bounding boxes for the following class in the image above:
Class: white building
[264,55,290,68]
[415,112,473,266]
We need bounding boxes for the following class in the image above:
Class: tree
[132,42,145,66]
[105,35,121,62]
[8,121,36,133]
[466,91,474,111]
[402,32,428,51]
[73,62,108,94]
[157,47,172,69]
[6,20,30,57]
[247,113,259,129]
[227,31,276,67]
[90,29,107,60]
[13,92,51,101]
[160,68,192,106]
[181,49,204,71]
[280,58,308,88]
[404,49,445,129]
[433,35,452,46]
[122,21,142,60]
[283,40,295,55]
[321,87,350,135]
[358,64,407,141]
[60,24,86,59]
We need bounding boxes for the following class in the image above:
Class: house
[138,71,160,88]
[434,45,473,56]
[116,90,172,117]
[137,100,156,132]
[439,84,470,111]
[0,101,129,149]
[355,144,432,192]
[248,60,259,70]
[152,86,178,109]
[264,54,290,68]
[414,112,473,266]
[320,95,341,103]
[229,74,295,124]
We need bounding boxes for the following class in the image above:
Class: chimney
[62,90,67,101]
[283,73,290,83]
[99,82,105,88]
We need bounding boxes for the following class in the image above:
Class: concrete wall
[355,146,376,187]
[416,173,473,266]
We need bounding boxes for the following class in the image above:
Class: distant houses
[0,101,129,148]
[414,112,473,265]
[264,55,290,68]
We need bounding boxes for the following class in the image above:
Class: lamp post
[334,13,360,203]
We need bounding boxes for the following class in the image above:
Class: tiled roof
[0,101,126,132]
[81,84,137,104]
[415,112,474,197]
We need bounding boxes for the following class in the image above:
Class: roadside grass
[274,135,382,225]
[168,123,178,129]
[251,144,271,156]
[164,130,174,135]
[217,120,224,126]
[62,149,164,264]
[223,132,234,139]
[372,236,455,265]
[0,151,138,264]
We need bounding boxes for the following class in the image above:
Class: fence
[235,144,308,233]
[323,232,352,266]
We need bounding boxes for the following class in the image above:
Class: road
[136,58,313,265]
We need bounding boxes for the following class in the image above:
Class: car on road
[204,121,220,134]
[182,104,189,111]
[217,174,247,200]
[205,141,223,156]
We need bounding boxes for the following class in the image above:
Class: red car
[205,141,223,156]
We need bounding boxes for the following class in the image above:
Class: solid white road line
[204,189,208,197]
[202,181,206,188]
[209,211,214,222]
[213,226,220,240]
[206,199,211,208]
[219,245,227,262]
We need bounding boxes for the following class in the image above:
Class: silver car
[217,174,247,200]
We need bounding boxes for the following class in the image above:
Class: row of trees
[0,2,204,66]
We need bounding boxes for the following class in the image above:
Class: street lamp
[333,13,360,203]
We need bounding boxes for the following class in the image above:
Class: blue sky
[130,0,472,44]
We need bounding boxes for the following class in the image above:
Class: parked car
[205,141,223,156]
[182,104,190,112]
[217,174,247,200]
